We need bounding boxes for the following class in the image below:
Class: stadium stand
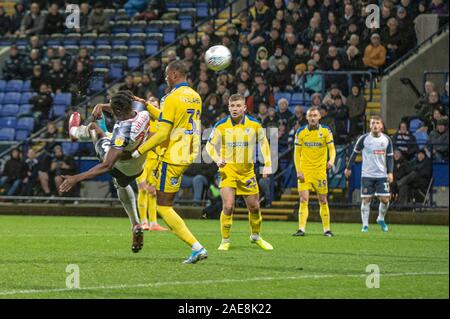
[0,0,448,212]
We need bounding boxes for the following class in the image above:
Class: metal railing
[0,0,251,160]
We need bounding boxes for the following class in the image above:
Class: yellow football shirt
[206,115,272,173]
[156,82,202,165]
[294,124,335,173]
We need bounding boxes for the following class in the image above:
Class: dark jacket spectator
[263,107,280,128]
[29,83,53,120]
[276,98,293,124]
[136,74,156,99]
[331,97,350,144]
[428,118,449,161]
[9,3,25,34]
[246,82,275,113]
[48,59,69,92]
[347,85,367,137]
[249,0,271,29]
[2,45,23,80]
[43,3,64,34]
[0,149,27,196]
[0,6,11,35]
[20,148,40,197]
[69,61,90,98]
[118,75,138,95]
[31,65,47,92]
[392,121,419,160]
[88,3,110,33]
[417,91,445,127]
[19,3,46,36]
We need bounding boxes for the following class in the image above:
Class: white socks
[117,185,139,226]
[70,125,91,140]
[251,234,260,241]
[378,202,389,221]
[361,201,371,227]
[192,242,203,251]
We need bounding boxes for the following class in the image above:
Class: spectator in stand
[57,47,73,72]
[9,3,26,35]
[319,106,336,134]
[429,0,448,14]
[382,17,406,65]
[73,47,94,72]
[23,49,41,80]
[249,0,271,29]
[18,2,45,36]
[31,65,46,92]
[291,44,310,70]
[310,92,324,108]
[20,148,40,197]
[136,73,156,99]
[144,57,164,87]
[292,63,307,91]
[304,60,323,94]
[2,45,22,80]
[396,6,416,50]
[396,149,432,206]
[51,145,77,197]
[288,106,308,130]
[417,90,445,127]
[277,98,293,123]
[391,149,408,203]
[247,20,266,55]
[198,81,212,101]
[88,2,110,34]
[48,59,69,93]
[325,58,348,95]
[270,61,292,92]
[75,2,91,34]
[69,61,90,101]
[428,118,449,162]
[44,3,64,34]
[40,122,62,152]
[268,46,290,73]
[363,33,387,73]
[343,45,364,85]
[323,83,347,107]
[257,102,269,123]
[246,81,275,114]
[323,45,341,71]
[134,0,167,21]
[347,84,367,137]
[29,83,53,121]
[0,149,26,196]
[202,94,223,127]
[331,96,350,145]
[392,121,419,160]
[118,74,138,95]
[0,6,11,36]
[263,106,280,128]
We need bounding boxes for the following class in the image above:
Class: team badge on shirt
[170,177,179,186]
[115,136,125,147]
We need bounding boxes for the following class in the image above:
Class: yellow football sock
[157,205,198,246]
[220,211,233,239]
[137,190,148,223]
[148,194,157,223]
[320,203,331,232]
[299,202,309,231]
[249,210,262,235]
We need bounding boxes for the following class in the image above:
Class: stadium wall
[381,30,449,128]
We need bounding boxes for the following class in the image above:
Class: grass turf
[0,215,447,299]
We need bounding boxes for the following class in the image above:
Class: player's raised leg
[244,193,273,250]
[377,196,390,232]
[293,189,309,236]
[218,187,235,251]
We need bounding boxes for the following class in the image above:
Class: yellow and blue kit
[206,115,272,196]
[294,124,336,195]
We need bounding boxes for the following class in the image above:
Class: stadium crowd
[0,0,448,207]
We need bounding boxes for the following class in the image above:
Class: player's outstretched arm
[132,121,172,158]
[59,148,123,193]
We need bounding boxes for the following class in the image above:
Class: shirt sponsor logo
[304,142,323,147]
[373,150,386,155]
[225,142,249,147]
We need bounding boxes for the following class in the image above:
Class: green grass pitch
[0,215,448,299]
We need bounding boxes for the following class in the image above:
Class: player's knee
[300,195,309,203]
[380,197,390,205]
[318,196,328,205]
[248,203,260,214]
[223,203,234,215]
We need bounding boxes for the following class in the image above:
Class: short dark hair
[167,60,188,76]
[110,91,133,117]
[229,93,245,103]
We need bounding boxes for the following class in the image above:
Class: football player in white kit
[59,91,151,253]
[345,115,394,233]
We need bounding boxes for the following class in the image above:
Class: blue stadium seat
[95,35,111,46]
[20,92,36,104]
[0,104,19,117]
[112,33,130,46]
[89,76,104,93]
[0,93,4,104]
[409,118,423,133]
[179,16,193,31]
[5,80,23,92]
[3,92,21,104]
[274,92,291,104]
[16,117,35,132]
[79,33,97,46]
[15,129,29,141]
[414,130,428,149]
[51,104,68,118]
[162,28,177,44]
[127,57,141,69]
[145,41,159,56]
[166,2,178,9]
[18,104,33,117]
[62,142,79,156]
[109,64,124,80]
[0,128,15,141]
[290,93,306,105]
[179,3,193,8]
[196,3,209,18]
[53,93,72,106]
[22,80,31,92]
[0,117,17,128]
[129,22,146,34]
[0,80,6,92]
[0,37,14,46]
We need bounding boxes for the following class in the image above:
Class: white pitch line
[0,272,447,296]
